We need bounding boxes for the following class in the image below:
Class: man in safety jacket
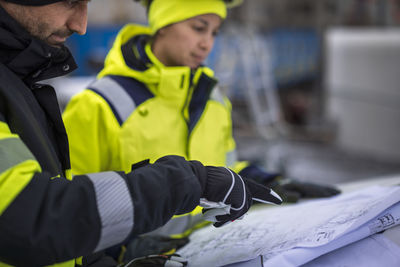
[0,0,282,266]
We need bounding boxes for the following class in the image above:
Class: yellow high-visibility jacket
[63,24,251,237]
[64,24,249,175]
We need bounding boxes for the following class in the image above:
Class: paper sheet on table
[304,225,400,267]
[178,186,400,267]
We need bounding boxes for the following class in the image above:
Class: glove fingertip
[270,189,283,203]
[252,188,283,205]
[213,220,232,228]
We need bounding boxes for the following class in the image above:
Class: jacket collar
[99,24,218,107]
[0,5,77,85]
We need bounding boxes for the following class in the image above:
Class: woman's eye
[193,26,206,32]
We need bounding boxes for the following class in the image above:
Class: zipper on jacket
[181,73,194,158]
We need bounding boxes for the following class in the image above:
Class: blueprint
[178,186,400,267]
[304,225,400,267]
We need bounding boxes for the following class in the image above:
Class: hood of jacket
[0,5,77,85]
[98,23,216,96]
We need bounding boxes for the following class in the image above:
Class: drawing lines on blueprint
[368,204,400,234]
[179,186,400,267]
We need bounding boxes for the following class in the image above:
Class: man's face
[0,0,90,47]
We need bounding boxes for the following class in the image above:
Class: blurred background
[54,0,400,185]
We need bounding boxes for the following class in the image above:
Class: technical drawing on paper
[178,186,400,267]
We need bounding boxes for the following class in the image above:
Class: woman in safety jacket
[0,0,281,266]
[63,0,340,241]
[64,0,339,222]
[64,0,251,244]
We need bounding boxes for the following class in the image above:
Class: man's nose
[67,3,88,35]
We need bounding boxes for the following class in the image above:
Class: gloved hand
[189,162,282,227]
[273,178,341,203]
[239,164,341,203]
[121,254,187,267]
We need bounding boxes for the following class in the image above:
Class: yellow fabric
[0,122,40,216]
[63,24,246,236]
[66,23,246,173]
[63,90,121,174]
[148,0,227,33]
[98,24,154,82]
[0,123,75,267]
[75,257,83,265]
[0,160,39,216]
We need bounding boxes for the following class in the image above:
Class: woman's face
[152,13,222,69]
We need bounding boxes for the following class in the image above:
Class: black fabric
[121,34,152,71]
[187,160,207,192]
[126,155,202,237]
[0,108,5,122]
[203,166,282,227]
[238,164,281,186]
[0,173,101,266]
[0,63,67,175]
[82,251,118,267]
[124,254,187,267]
[0,3,76,173]
[0,5,77,84]
[123,235,189,261]
[112,75,154,107]
[33,84,71,172]
[0,5,103,266]
[131,159,150,172]
[188,73,217,133]
[279,180,341,199]
[88,75,154,125]
[4,0,63,6]
[239,165,340,203]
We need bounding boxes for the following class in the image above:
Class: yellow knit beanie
[148,0,241,34]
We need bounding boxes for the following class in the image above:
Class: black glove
[239,164,341,203]
[276,179,341,201]
[123,235,189,262]
[122,254,187,267]
[81,251,118,267]
[189,162,282,227]
[126,156,204,237]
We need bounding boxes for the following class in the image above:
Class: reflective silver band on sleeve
[210,86,226,106]
[0,137,36,173]
[86,171,134,252]
[90,77,136,123]
[226,150,237,168]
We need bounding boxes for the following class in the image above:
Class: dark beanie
[3,0,64,6]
